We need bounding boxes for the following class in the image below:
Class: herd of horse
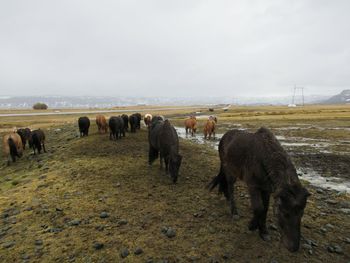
[2,112,309,253]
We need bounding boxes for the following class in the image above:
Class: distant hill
[322,89,350,104]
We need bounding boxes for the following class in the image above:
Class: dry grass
[0,105,349,262]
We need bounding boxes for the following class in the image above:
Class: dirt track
[0,122,349,262]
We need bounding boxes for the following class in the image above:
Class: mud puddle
[298,168,350,193]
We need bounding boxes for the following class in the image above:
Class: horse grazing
[184,116,197,136]
[31,129,46,155]
[17,128,32,149]
[134,113,142,129]
[78,117,90,137]
[3,132,23,165]
[121,114,129,132]
[149,119,182,183]
[208,127,310,252]
[129,114,138,133]
[96,115,108,133]
[152,115,164,123]
[109,116,125,140]
[144,113,153,128]
[204,119,216,139]
[209,115,217,123]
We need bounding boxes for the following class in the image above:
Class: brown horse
[209,115,217,123]
[3,132,23,165]
[96,115,108,133]
[144,113,152,128]
[184,116,197,136]
[204,119,216,139]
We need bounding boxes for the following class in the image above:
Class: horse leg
[227,178,238,217]
[11,153,16,163]
[165,156,169,174]
[43,142,47,153]
[248,188,270,241]
[259,190,270,240]
[148,146,158,165]
[223,165,238,217]
[159,152,163,170]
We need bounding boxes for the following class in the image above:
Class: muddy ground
[0,116,349,262]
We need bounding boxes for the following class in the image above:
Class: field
[0,105,349,262]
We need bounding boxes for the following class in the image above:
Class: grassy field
[0,105,349,262]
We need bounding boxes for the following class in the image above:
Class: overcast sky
[0,0,349,97]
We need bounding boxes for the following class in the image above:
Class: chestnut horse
[3,132,23,165]
[144,113,153,128]
[209,115,217,123]
[96,115,108,133]
[204,119,216,139]
[184,116,197,136]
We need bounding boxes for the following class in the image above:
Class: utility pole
[291,85,305,106]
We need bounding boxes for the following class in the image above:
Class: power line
[292,85,305,106]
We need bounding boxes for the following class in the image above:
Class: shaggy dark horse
[208,127,310,252]
[134,113,142,129]
[17,128,32,149]
[148,119,182,183]
[31,129,46,155]
[3,132,23,165]
[129,114,138,133]
[109,116,125,140]
[78,117,90,137]
[121,114,129,132]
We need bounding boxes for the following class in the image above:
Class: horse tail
[148,145,159,165]
[207,164,229,200]
[8,138,19,158]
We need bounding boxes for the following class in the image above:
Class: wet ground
[174,122,350,194]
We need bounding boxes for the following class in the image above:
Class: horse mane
[255,127,295,190]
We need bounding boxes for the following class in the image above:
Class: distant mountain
[0,94,339,108]
[322,89,350,104]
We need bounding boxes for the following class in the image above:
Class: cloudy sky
[0,0,349,97]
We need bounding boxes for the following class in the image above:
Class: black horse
[129,114,138,133]
[121,114,129,132]
[78,117,90,137]
[31,129,46,155]
[17,128,32,149]
[148,119,182,183]
[134,113,142,129]
[109,116,125,140]
[208,127,309,252]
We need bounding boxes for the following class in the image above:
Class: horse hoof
[232,214,240,221]
[259,232,271,242]
[248,220,258,231]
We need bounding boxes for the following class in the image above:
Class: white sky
[0,0,349,97]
